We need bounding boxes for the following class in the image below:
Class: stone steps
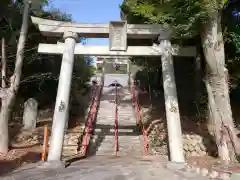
[88,86,143,157]
[61,126,85,159]
[116,88,143,156]
[61,86,100,159]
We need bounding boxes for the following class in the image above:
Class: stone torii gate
[96,56,131,86]
[96,56,131,72]
[31,16,196,166]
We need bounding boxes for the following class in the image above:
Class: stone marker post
[23,98,38,130]
[160,39,185,163]
[47,31,78,164]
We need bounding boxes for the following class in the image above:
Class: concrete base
[231,173,240,180]
[165,162,187,170]
[37,160,66,169]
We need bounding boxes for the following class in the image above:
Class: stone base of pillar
[165,161,187,170]
[37,160,66,169]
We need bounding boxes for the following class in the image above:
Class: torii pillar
[160,38,185,163]
[47,31,78,165]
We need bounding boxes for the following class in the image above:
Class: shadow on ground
[3,84,97,171]
[0,151,41,176]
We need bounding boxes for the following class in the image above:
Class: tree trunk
[201,11,240,162]
[0,1,30,153]
[0,97,13,153]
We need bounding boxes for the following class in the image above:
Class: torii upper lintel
[31,16,171,39]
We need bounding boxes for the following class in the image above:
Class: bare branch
[1,37,7,88]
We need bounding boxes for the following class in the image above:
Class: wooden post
[160,39,185,163]
[47,31,78,163]
[42,125,48,161]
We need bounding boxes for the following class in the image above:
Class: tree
[121,0,240,162]
[223,1,240,91]
[0,0,93,153]
[0,1,30,153]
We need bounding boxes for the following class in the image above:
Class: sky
[47,0,124,46]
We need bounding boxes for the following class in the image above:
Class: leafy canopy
[121,0,230,37]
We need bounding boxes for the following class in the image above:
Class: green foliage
[0,1,94,109]
[122,0,240,86]
[222,1,240,91]
[229,32,240,53]
[121,0,231,37]
[224,0,240,51]
[121,0,240,97]
[39,8,72,21]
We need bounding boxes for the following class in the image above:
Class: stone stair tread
[92,134,115,138]
[88,87,143,157]
[95,120,115,122]
[94,129,135,133]
[94,152,116,156]
[96,118,115,120]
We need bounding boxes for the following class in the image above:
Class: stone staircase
[88,86,117,156]
[61,85,99,160]
[117,87,143,156]
[88,86,143,156]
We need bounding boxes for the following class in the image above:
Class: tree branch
[10,1,30,92]
[1,37,7,88]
